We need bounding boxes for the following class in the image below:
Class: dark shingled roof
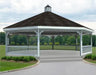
[5,12,88,28]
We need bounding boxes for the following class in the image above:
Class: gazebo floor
[7,50,80,56]
[6,50,82,62]
[40,50,82,62]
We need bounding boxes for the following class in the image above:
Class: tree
[0,32,5,45]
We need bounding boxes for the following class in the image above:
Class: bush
[11,42,15,45]
[1,56,37,62]
[49,42,52,45]
[1,56,7,59]
[23,57,30,62]
[16,43,19,45]
[92,55,96,60]
[84,54,92,59]
[55,42,60,45]
[44,43,47,45]
[29,56,37,61]
[22,43,25,45]
[6,56,12,60]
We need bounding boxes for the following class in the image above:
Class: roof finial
[45,5,51,12]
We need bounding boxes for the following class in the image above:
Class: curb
[0,60,40,74]
[83,59,96,66]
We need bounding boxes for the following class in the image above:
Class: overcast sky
[0,0,96,34]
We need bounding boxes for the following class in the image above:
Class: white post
[5,32,9,56]
[80,31,83,56]
[37,29,40,57]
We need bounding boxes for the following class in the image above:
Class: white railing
[6,45,37,56]
[82,45,92,55]
[7,45,37,52]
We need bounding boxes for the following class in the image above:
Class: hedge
[84,54,96,60]
[1,56,37,62]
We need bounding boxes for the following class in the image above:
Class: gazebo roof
[5,11,88,29]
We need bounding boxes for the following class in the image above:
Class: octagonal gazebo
[4,5,93,58]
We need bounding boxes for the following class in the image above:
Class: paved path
[1,61,96,75]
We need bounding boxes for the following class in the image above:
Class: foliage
[0,32,5,45]
[84,54,96,60]
[84,54,92,59]
[91,55,96,60]
[44,42,48,45]
[66,36,75,45]
[0,32,96,46]
[55,42,60,45]
[11,42,15,45]
[1,56,37,62]
[49,42,52,45]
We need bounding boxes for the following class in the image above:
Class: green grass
[0,45,37,72]
[40,45,79,50]
[0,61,36,71]
[92,47,96,55]
[0,45,5,59]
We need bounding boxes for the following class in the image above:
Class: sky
[0,0,96,34]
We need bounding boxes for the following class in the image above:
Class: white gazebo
[4,5,93,58]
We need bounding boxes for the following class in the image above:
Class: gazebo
[4,5,93,58]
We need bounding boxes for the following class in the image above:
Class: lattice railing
[82,45,92,54]
[7,45,37,56]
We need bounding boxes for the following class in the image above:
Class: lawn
[0,45,37,72]
[40,45,79,50]
[0,45,5,59]
[92,47,96,55]
[0,61,36,71]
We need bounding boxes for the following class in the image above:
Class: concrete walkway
[1,61,96,75]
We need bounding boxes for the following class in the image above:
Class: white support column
[80,31,83,56]
[5,32,9,56]
[35,30,43,58]
[37,29,40,57]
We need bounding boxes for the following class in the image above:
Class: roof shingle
[5,12,88,28]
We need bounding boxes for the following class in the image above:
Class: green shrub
[22,43,25,45]
[11,42,15,45]
[49,42,52,45]
[14,57,20,61]
[1,56,37,62]
[23,57,30,62]
[44,43,47,45]
[92,55,96,60]
[84,54,92,59]
[1,56,7,60]
[16,43,19,45]
[6,56,12,60]
[55,42,60,45]
[29,56,37,61]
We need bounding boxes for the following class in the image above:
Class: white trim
[80,31,83,56]
[81,51,92,56]
[5,32,9,56]
[82,45,92,47]
[37,29,40,57]
[7,45,37,48]
[4,26,93,32]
